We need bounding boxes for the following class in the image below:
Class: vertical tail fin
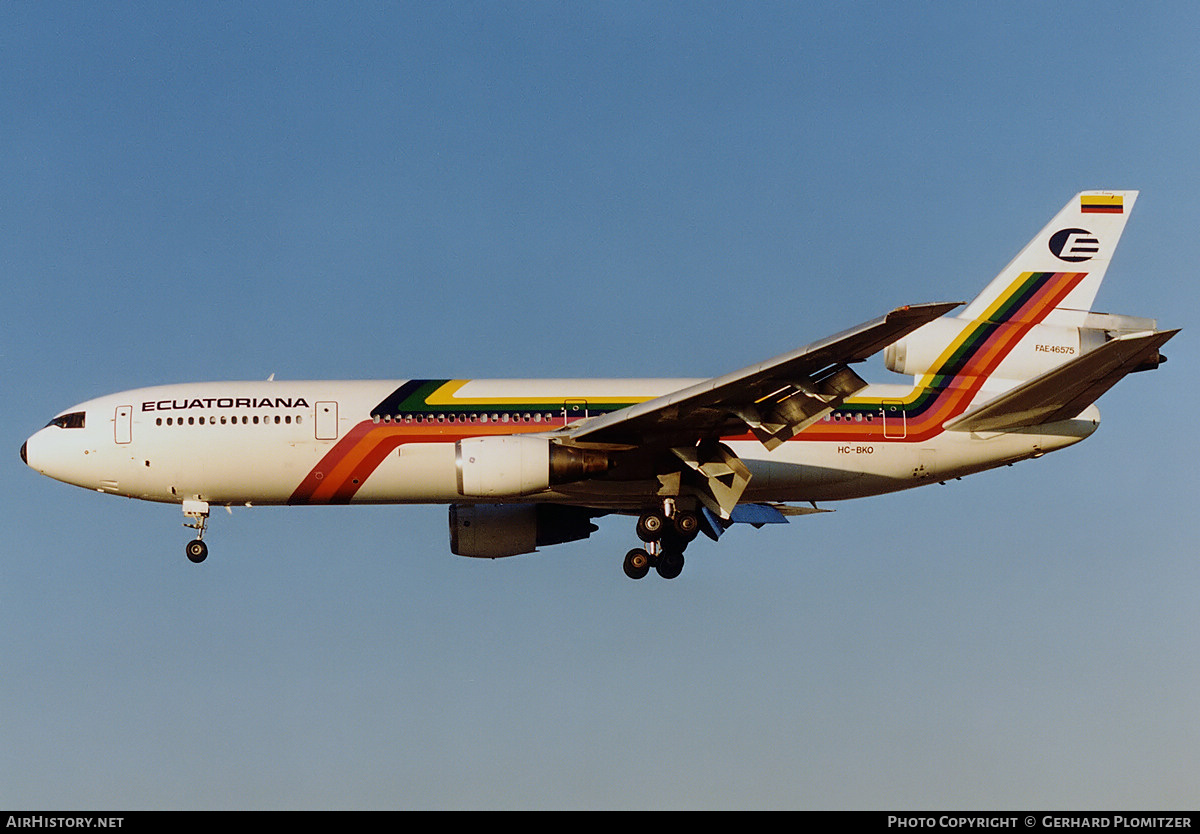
[959,191,1137,327]
[884,191,1147,388]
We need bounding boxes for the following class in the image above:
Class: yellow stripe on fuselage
[421,379,651,407]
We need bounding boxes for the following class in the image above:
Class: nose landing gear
[182,499,210,563]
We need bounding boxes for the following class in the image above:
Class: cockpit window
[47,411,86,429]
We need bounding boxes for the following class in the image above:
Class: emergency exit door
[563,399,588,425]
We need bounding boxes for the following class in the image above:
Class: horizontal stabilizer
[944,329,1178,433]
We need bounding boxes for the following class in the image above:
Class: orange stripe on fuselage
[292,272,1090,501]
[291,421,558,504]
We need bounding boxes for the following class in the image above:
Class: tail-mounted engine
[884,312,1165,382]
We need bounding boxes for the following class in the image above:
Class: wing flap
[944,329,1178,433]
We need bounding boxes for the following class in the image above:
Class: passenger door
[315,401,339,440]
[114,405,132,444]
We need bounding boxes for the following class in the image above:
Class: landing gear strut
[624,501,699,580]
[183,499,210,563]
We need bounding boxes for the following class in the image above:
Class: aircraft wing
[565,302,960,450]
[944,328,1179,434]
[559,301,958,518]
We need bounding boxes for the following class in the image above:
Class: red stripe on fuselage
[789,271,1086,443]
[290,273,1086,502]
[289,421,557,504]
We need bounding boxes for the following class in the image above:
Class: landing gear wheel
[623,548,651,580]
[672,510,700,542]
[636,511,666,543]
[185,539,208,564]
[182,500,211,564]
[656,549,684,580]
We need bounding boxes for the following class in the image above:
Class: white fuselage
[22,377,1098,511]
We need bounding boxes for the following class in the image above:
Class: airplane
[21,191,1177,579]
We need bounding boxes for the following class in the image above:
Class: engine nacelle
[455,435,608,497]
[449,503,598,558]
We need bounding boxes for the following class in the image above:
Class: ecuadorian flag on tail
[1081,194,1124,214]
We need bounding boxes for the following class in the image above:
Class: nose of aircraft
[21,430,48,472]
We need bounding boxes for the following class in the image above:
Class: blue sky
[3,2,1198,810]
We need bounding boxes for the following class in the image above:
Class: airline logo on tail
[1049,228,1100,262]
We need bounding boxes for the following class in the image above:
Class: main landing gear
[622,502,700,580]
[182,499,210,563]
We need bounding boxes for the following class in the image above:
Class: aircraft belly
[736,430,1050,501]
[352,442,459,502]
[176,438,310,504]
[740,440,902,501]
[116,436,182,501]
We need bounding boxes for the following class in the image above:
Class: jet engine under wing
[944,328,1179,434]
[564,302,962,449]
